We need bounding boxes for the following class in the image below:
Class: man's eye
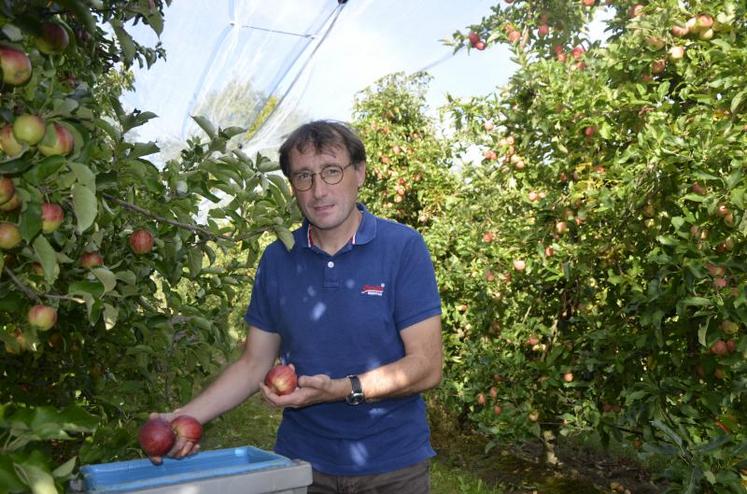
[296,173,312,181]
[323,168,342,177]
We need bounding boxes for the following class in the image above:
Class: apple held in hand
[129,228,154,254]
[138,417,176,457]
[264,364,298,395]
[171,415,203,442]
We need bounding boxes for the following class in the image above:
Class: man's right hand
[145,411,201,464]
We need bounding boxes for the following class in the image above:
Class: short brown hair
[278,120,366,177]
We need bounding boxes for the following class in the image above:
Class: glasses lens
[321,166,344,185]
[292,173,313,191]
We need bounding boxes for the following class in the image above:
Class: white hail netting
[122,0,514,163]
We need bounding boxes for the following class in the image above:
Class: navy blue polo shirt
[244,203,441,475]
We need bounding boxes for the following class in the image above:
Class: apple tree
[437,0,746,490]
[0,1,297,490]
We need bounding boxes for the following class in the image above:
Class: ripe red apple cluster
[264,364,298,395]
[467,31,486,51]
[138,415,203,458]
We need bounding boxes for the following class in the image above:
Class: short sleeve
[393,233,442,330]
[244,250,278,333]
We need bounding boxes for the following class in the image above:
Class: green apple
[0,222,21,249]
[0,124,24,157]
[13,114,46,145]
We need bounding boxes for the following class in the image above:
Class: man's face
[288,143,365,233]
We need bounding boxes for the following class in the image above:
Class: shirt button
[327,261,335,268]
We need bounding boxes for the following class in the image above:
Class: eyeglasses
[290,163,355,191]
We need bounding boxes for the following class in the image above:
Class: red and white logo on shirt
[361,284,385,296]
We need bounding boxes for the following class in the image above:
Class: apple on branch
[0,222,22,250]
[28,304,57,331]
[129,228,154,254]
[0,124,24,157]
[80,251,104,269]
[0,176,15,206]
[13,114,46,146]
[41,203,64,233]
[38,122,74,157]
[35,22,70,55]
[0,45,32,86]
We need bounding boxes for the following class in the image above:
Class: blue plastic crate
[78,446,311,494]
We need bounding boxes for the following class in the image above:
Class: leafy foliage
[0,1,297,491]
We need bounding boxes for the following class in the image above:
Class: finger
[149,455,162,465]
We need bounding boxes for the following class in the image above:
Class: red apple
[0,222,21,250]
[0,193,21,212]
[671,24,689,37]
[0,124,24,157]
[725,339,737,354]
[80,251,104,269]
[563,372,574,382]
[483,149,497,161]
[476,393,487,406]
[493,404,503,415]
[571,46,585,60]
[512,259,526,271]
[555,221,568,235]
[691,182,706,195]
[628,3,644,17]
[138,417,176,457]
[710,339,728,356]
[474,41,486,51]
[0,45,32,86]
[27,304,57,331]
[669,45,685,61]
[35,22,70,54]
[538,24,550,37]
[468,31,480,46]
[264,364,298,395]
[581,0,595,6]
[170,415,203,442]
[13,114,46,145]
[38,123,74,157]
[695,14,714,31]
[526,336,540,346]
[584,126,596,138]
[41,202,64,233]
[507,30,521,44]
[646,36,665,50]
[651,59,666,74]
[129,228,154,254]
[0,176,14,205]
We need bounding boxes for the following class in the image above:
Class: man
[155,120,442,493]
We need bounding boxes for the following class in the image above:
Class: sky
[121,0,516,154]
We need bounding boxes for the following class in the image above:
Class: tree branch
[103,194,235,242]
[3,267,42,304]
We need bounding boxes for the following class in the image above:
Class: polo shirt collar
[303,203,376,249]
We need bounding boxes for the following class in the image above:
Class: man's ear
[355,161,366,188]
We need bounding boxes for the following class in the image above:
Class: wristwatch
[345,375,365,405]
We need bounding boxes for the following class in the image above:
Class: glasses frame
[290,162,356,191]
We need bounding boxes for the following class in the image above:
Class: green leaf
[21,156,66,185]
[19,201,42,241]
[13,462,57,494]
[258,161,281,173]
[681,297,712,307]
[72,183,97,233]
[272,225,295,250]
[111,21,135,66]
[128,142,159,159]
[91,267,117,293]
[52,457,76,478]
[731,89,746,114]
[192,116,216,139]
[0,455,24,492]
[102,303,118,330]
[68,280,105,299]
[32,236,59,284]
[0,157,33,174]
[69,162,96,190]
